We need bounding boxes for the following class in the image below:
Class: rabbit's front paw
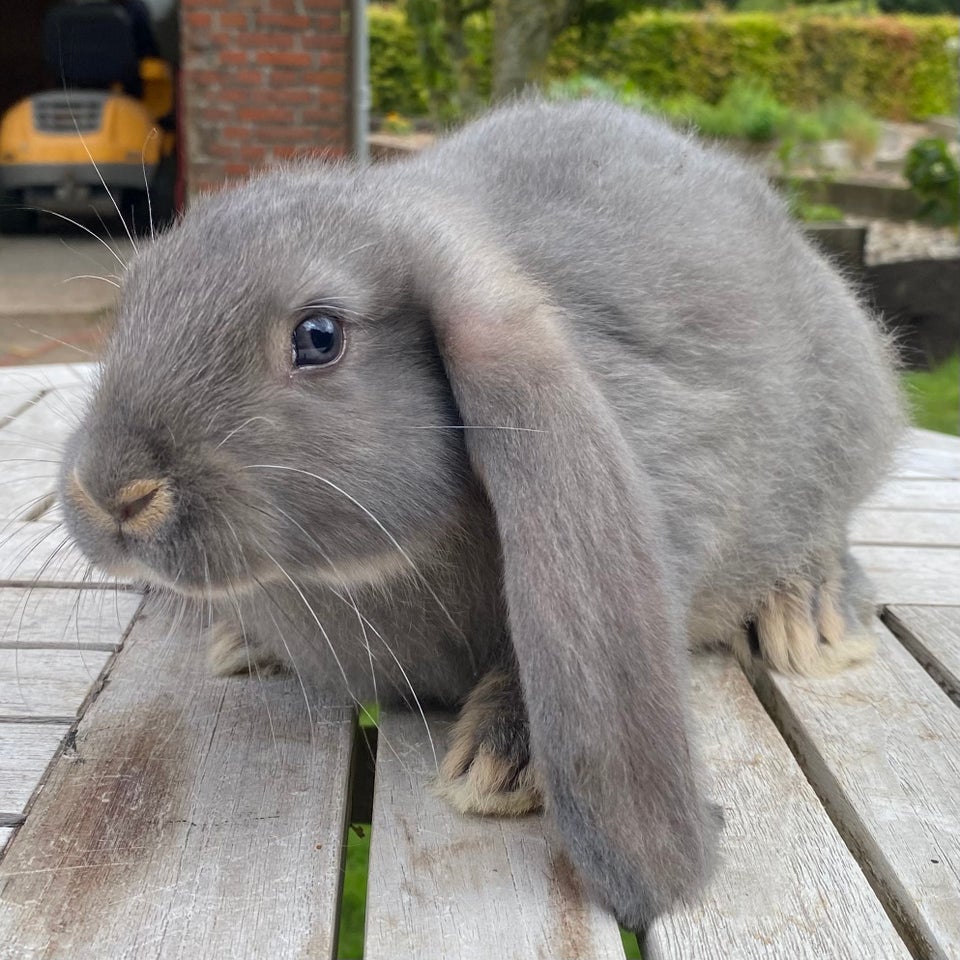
[435,668,542,817]
[207,618,286,677]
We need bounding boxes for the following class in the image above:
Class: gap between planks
[884,606,960,704]
[745,620,960,960]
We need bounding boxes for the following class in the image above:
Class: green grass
[904,354,960,436]
[337,825,371,960]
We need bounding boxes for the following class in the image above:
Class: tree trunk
[492,0,574,101]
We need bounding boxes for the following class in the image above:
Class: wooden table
[0,363,957,959]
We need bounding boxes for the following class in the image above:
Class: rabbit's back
[403,100,902,637]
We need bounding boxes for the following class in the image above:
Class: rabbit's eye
[292,315,345,368]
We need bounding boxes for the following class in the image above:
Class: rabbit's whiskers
[264,501,437,772]
[241,463,466,646]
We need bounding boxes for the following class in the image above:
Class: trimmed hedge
[368,6,958,121]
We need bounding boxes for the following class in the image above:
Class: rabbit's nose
[68,471,173,536]
[110,479,170,528]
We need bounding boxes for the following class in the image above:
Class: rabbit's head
[61,174,474,597]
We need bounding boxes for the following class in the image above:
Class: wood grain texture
[864,480,960,512]
[0,648,113,720]
[0,588,141,649]
[886,606,960,700]
[910,429,960,454]
[892,433,960,480]
[0,524,113,586]
[851,545,960,605]
[0,828,12,855]
[0,723,71,815]
[0,604,356,960]
[0,364,95,394]
[749,622,960,960]
[646,654,908,960]
[364,711,626,960]
[850,510,960,547]
[0,388,42,425]
[0,387,87,521]
[0,364,92,424]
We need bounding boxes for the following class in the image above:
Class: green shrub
[550,13,958,121]
[369,5,430,117]
[659,79,792,141]
[367,7,958,123]
[904,138,960,225]
[877,0,959,14]
[368,4,491,119]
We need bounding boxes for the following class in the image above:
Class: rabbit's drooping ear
[421,250,717,928]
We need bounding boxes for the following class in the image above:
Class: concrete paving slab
[0,236,132,365]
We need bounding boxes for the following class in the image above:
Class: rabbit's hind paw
[745,574,875,677]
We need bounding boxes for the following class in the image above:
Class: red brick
[302,34,346,51]
[199,106,234,121]
[227,70,264,86]
[189,70,220,86]
[183,0,350,193]
[221,126,253,140]
[257,13,311,29]
[302,107,345,124]
[237,106,295,123]
[184,11,213,29]
[314,89,346,106]
[254,51,312,67]
[238,33,295,49]
[271,89,316,105]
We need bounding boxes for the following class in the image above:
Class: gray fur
[60,99,903,929]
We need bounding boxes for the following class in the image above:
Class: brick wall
[180,0,352,195]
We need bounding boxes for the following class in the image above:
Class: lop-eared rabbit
[61,99,902,927]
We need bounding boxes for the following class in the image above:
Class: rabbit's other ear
[425,268,717,928]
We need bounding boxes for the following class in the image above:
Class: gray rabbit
[60,99,902,929]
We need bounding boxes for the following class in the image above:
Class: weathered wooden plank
[0,524,110,587]
[0,604,355,960]
[850,509,960,547]
[852,545,960,605]
[748,622,960,960]
[0,363,95,395]
[864,480,960,512]
[0,387,88,521]
[886,606,960,700]
[892,432,960,480]
[911,429,960,454]
[365,711,625,960]
[850,510,960,547]
[0,365,91,424]
[0,648,113,720]
[0,588,141,649]
[0,828,12,854]
[646,653,908,960]
[0,723,71,815]
[0,388,42,424]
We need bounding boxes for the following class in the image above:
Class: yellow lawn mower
[0,1,176,234]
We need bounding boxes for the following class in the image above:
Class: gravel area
[849,218,960,265]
